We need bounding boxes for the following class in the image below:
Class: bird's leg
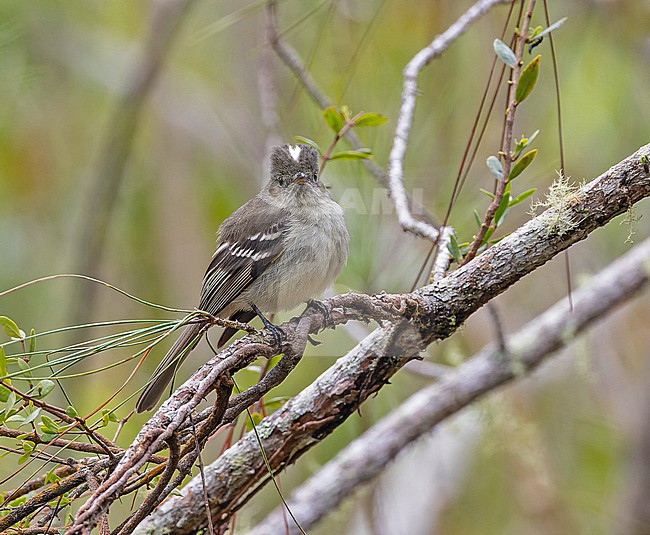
[252,304,285,348]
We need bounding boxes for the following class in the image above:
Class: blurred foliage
[0,0,649,532]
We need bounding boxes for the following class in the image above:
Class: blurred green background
[1,0,649,533]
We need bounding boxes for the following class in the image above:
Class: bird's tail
[135,323,203,412]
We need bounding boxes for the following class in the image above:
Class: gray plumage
[135,144,349,412]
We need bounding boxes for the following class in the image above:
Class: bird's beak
[292,172,308,184]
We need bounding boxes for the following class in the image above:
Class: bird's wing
[198,205,289,316]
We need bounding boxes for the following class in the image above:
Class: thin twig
[190,415,215,535]
[112,436,181,535]
[430,227,454,281]
[462,0,537,263]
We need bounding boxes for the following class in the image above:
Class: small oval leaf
[322,106,344,133]
[329,150,372,160]
[20,408,41,426]
[353,112,388,127]
[0,347,7,378]
[16,358,32,378]
[479,188,495,200]
[494,194,512,227]
[447,234,463,263]
[486,155,504,179]
[0,317,22,339]
[493,38,517,68]
[508,188,537,207]
[509,149,538,180]
[35,379,55,398]
[515,55,541,104]
[28,329,35,354]
[294,136,321,152]
[40,415,60,434]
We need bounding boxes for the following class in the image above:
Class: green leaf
[40,415,60,434]
[508,188,537,207]
[329,150,372,160]
[447,234,463,263]
[45,469,61,484]
[294,136,321,152]
[479,188,495,200]
[486,155,504,179]
[494,193,512,226]
[473,210,482,228]
[515,55,541,104]
[29,329,36,354]
[8,496,27,507]
[0,384,9,404]
[508,149,538,180]
[6,391,16,415]
[0,347,7,378]
[65,405,78,418]
[19,408,41,427]
[18,451,31,464]
[322,106,344,133]
[0,316,22,339]
[40,432,58,443]
[535,17,567,40]
[353,112,387,127]
[493,38,516,68]
[102,409,118,423]
[35,380,55,399]
[16,358,32,378]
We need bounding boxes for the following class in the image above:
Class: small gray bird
[135,143,349,412]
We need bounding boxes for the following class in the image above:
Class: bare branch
[388,0,511,242]
[431,226,455,280]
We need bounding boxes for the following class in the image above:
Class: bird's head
[269,143,320,186]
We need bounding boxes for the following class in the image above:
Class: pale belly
[235,213,348,313]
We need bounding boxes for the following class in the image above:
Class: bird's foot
[306,299,332,328]
[267,323,286,348]
[252,304,285,349]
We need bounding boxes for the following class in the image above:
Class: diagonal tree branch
[252,235,650,534]
[128,144,650,533]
